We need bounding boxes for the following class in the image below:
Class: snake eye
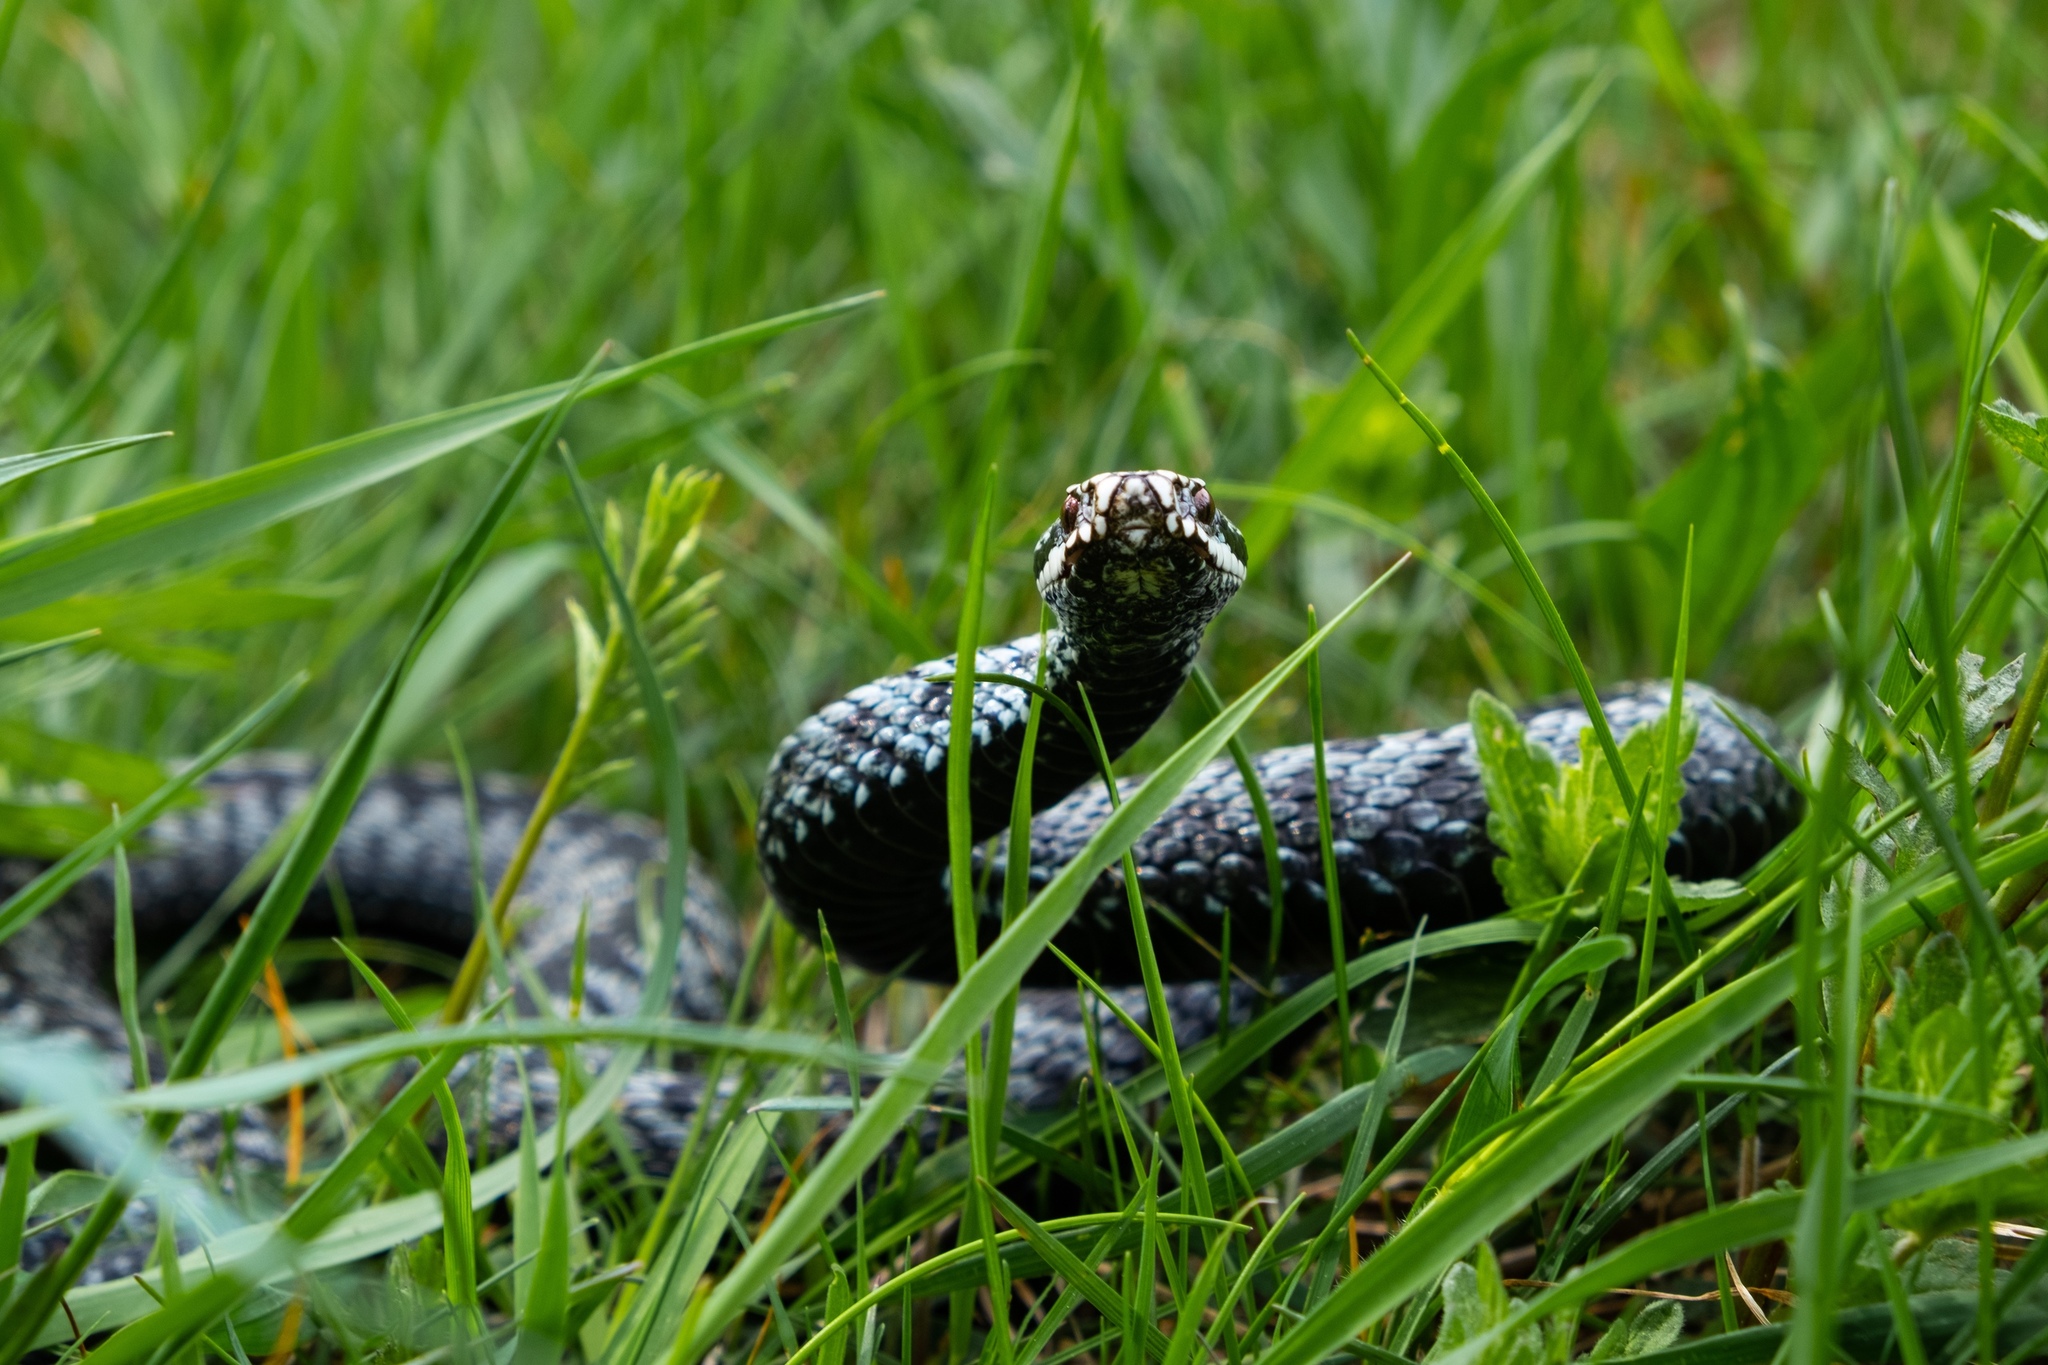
[1061,492,1081,533]
[1192,484,1213,523]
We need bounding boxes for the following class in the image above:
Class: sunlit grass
[4,0,2048,1359]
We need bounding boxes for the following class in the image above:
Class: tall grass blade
[0,431,169,491]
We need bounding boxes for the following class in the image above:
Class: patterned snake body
[0,470,1797,1286]
[757,471,1797,982]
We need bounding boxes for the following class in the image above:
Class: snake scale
[0,469,1797,1287]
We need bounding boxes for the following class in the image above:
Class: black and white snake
[0,469,1797,1285]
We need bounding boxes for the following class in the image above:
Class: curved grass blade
[0,431,170,492]
[0,629,99,670]
[0,1014,854,1149]
[1214,480,1566,658]
[1350,338,1640,807]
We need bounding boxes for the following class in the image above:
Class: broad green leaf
[1469,690,1563,911]
[1981,396,2048,469]
[1537,715,1694,901]
[1469,692,1693,916]
[1425,1245,1547,1365]
[1865,933,2046,1236]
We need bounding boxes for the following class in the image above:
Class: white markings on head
[1036,469,1244,594]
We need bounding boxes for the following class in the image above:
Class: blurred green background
[1,0,2044,903]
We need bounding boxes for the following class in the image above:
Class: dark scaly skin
[0,757,748,1284]
[761,471,1799,984]
[997,682,1799,983]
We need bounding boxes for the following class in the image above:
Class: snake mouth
[1033,470,1247,595]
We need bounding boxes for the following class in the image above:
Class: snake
[0,468,1796,1289]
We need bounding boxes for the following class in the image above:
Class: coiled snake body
[0,470,1796,1285]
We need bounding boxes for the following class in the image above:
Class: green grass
[6,0,2048,1359]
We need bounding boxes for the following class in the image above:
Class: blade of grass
[0,1133,31,1283]
[510,1087,575,1365]
[969,32,1091,487]
[1304,602,1353,1089]
[1349,339,1643,819]
[0,431,170,491]
[1213,481,1562,659]
[1258,947,1796,1365]
[1071,682,1214,1221]
[945,463,1010,1361]
[1188,667,1288,983]
[1310,932,1421,1305]
[0,1015,849,1148]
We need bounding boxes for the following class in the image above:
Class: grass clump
[4,1,2048,1361]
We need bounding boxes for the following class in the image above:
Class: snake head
[1032,470,1246,622]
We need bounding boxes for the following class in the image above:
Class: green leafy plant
[1423,1247,1553,1365]
[1424,1245,1683,1365]
[1468,690,1695,917]
[1864,932,2047,1241]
